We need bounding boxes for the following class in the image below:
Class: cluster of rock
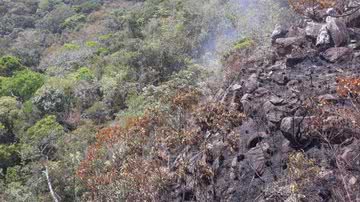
[164,6,360,202]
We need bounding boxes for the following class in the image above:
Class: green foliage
[37,4,76,33]
[85,41,98,48]
[21,115,64,160]
[233,38,255,51]
[3,181,36,202]
[73,1,102,14]
[99,34,112,41]
[38,0,63,11]
[27,115,63,141]
[63,43,80,50]
[74,67,94,81]
[5,166,22,183]
[0,144,19,163]
[61,14,86,29]
[0,70,44,101]
[0,55,23,76]
[0,96,21,130]
[119,91,147,120]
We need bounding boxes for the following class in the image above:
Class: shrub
[32,87,68,114]
[0,70,44,101]
[85,41,98,48]
[232,38,255,51]
[61,14,86,30]
[73,67,94,81]
[0,56,23,77]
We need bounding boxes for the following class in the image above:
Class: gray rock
[305,22,324,38]
[264,101,284,123]
[241,93,252,114]
[275,37,304,47]
[271,71,289,85]
[280,116,306,135]
[326,8,337,16]
[231,83,242,91]
[321,47,353,63]
[326,17,349,47]
[316,25,331,46]
[271,24,288,42]
[269,96,284,105]
[245,74,259,93]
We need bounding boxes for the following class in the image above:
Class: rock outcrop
[163,6,360,202]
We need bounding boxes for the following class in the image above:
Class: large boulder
[274,37,306,56]
[326,17,349,47]
[321,47,353,63]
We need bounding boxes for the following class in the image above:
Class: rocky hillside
[162,6,360,202]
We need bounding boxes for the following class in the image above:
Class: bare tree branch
[43,165,59,202]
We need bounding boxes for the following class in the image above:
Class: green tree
[0,96,20,134]
[0,70,44,101]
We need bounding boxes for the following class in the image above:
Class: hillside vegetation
[2,0,360,201]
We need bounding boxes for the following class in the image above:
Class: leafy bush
[0,56,23,77]
[32,87,68,114]
[73,67,94,81]
[0,70,44,101]
[61,14,86,30]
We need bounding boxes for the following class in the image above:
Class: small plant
[287,152,320,198]
[74,67,94,81]
[85,41,99,48]
[63,43,81,50]
[232,38,255,51]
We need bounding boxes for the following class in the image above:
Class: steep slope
[162,7,360,202]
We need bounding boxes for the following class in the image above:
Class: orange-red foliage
[288,0,340,14]
[336,77,360,98]
[76,89,206,200]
